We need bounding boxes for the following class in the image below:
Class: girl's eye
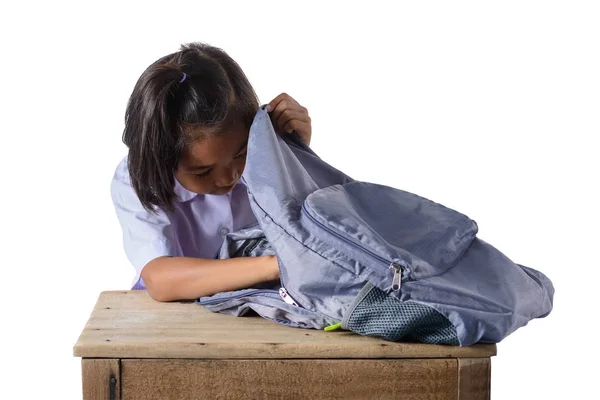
[235,151,247,159]
[195,170,211,179]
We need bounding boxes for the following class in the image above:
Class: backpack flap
[301,181,479,291]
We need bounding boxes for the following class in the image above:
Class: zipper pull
[390,263,402,291]
[279,287,299,307]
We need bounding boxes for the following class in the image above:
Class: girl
[111,42,312,302]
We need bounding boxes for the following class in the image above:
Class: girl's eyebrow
[186,140,248,171]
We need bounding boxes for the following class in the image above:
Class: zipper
[277,262,305,308]
[302,202,405,292]
[241,185,304,308]
[279,287,300,306]
[198,289,280,305]
[390,263,402,291]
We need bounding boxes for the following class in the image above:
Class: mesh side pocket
[345,284,459,345]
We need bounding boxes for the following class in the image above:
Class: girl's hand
[267,93,312,146]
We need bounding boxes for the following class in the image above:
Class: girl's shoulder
[112,156,131,184]
[110,156,146,212]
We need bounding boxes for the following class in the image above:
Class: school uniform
[110,156,257,290]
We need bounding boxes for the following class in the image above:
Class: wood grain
[82,359,120,400]
[73,291,497,359]
[458,358,491,400]
[121,359,458,400]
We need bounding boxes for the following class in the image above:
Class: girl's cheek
[237,158,247,174]
[193,181,213,194]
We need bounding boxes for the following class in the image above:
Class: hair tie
[179,72,187,83]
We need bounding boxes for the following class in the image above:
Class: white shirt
[110,156,257,289]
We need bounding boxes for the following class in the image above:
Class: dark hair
[122,42,260,212]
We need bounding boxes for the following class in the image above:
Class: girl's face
[175,122,249,196]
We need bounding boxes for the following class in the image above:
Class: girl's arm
[141,255,279,302]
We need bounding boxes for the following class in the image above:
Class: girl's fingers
[275,109,310,133]
[283,119,310,136]
[268,93,305,123]
[266,93,311,144]
[267,92,298,113]
[270,100,298,126]
[283,120,311,141]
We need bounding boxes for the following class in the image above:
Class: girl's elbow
[146,284,172,302]
[141,261,174,302]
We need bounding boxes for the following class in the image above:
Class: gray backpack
[197,105,554,346]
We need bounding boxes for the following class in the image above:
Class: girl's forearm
[141,255,279,302]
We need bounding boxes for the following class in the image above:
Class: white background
[1,1,598,398]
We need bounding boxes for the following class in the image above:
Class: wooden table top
[73,290,497,359]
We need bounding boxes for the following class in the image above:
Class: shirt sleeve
[110,157,180,286]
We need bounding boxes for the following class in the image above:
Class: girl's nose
[215,168,239,188]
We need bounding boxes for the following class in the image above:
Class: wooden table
[73,291,496,399]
